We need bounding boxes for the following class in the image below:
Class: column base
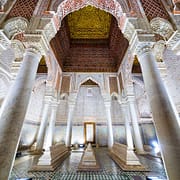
[135,149,147,155]
[29,149,44,155]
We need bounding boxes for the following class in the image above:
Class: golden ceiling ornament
[67,5,112,39]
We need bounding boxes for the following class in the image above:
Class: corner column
[136,44,180,179]
[65,94,76,147]
[121,98,134,150]
[0,47,41,180]
[127,94,144,153]
[104,95,114,149]
[44,102,58,150]
[35,96,51,153]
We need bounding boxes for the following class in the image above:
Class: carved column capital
[24,45,42,61]
[135,44,153,57]
[68,93,77,109]
[150,17,174,40]
[130,32,155,58]
[3,17,29,39]
[23,33,49,56]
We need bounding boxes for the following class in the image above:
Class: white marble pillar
[0,47,41,180]
[104,98,114,149]
[35,98,51,152]
[121,99,134,150]
[36,102,58,167]
[65,100,75,147]
[137,44,180,180]
[44,102,58,150]
[127,95,144,153]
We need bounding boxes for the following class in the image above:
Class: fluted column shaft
[137,45,180,180]
[121,100,134,150]
[65,102,75,147]
[0,48,41,180]
[128,96,144,153]
[44,103,58,150]
[104,100,114,149]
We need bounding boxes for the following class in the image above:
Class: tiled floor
[10,148,167,180]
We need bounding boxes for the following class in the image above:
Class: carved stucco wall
[24,79,46,123]
[133,77,152,118]
[163,49,180,113]
[0,78,9,104]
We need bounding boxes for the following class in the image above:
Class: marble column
[121,99,134,150]
[65,100,75,147]
[35,97,51,153]
[44,102,58,150]
[137,44,180,180]
[0,47,41,180]
[104,98,114,149]
[36,102,58,167]
[127,95,144,153]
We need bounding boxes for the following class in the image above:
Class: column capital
[104,101,111,108]
[127,95,136,103]
[23,33,49,56]
[51,101,59,109]
[120,96,128,106]
[130,33,155,58]
[44,95,52,104]
[135,43,153,58]
[25,45,42,59]
[68,93,77,109]
[102,94,111,107]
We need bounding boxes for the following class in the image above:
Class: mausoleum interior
[0,0,180,180]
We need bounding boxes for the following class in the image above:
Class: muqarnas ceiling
[68,5,112,39]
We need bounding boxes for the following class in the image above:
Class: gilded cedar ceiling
[67,6,112,39]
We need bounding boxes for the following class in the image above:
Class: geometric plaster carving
[150,17,174,40]
[153,40,166,61]
[3,17,29,39]
[167,30,180,55]
[11,40,25,60]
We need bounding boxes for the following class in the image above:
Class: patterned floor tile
[10,148,167,180]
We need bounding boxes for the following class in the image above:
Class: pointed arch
[55,0,132,31]
[111,92,119,101]
[78,76,103,93]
